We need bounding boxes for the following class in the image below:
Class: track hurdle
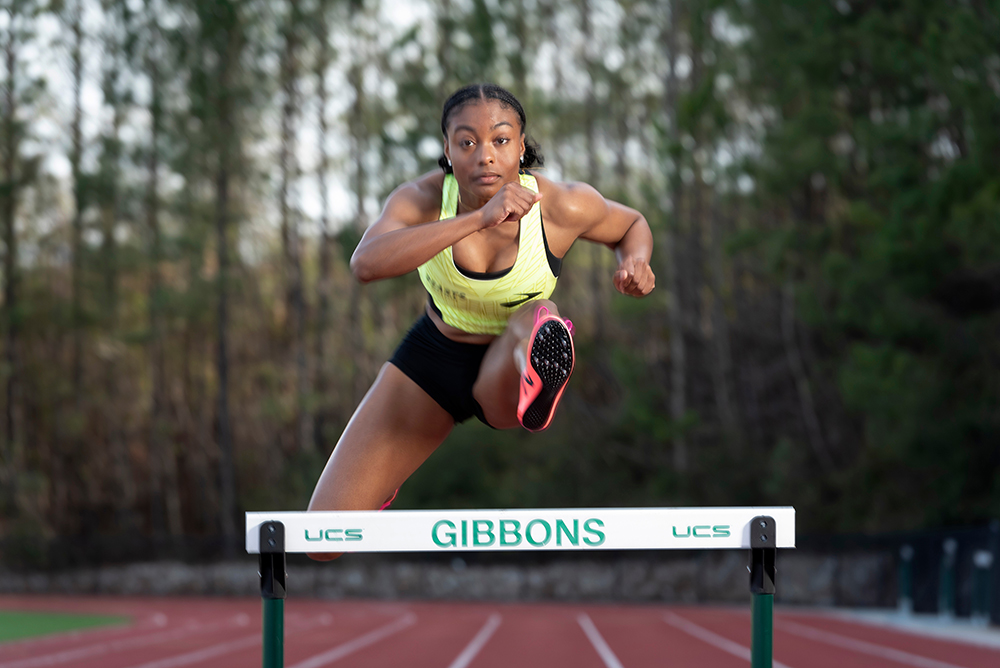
[247,506,795,668]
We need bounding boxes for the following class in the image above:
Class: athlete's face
[443,100,526,208]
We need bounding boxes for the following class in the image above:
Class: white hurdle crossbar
[247,507,794,553]
[247,507,794,668]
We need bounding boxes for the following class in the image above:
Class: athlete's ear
[443,138,451,166]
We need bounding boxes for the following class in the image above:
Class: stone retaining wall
[0,550,895,607]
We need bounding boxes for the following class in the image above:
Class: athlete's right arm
[350,175,541,283]
[350,176,483,283]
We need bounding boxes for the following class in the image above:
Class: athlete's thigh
[473,300,558,429]
[309,363,454,512]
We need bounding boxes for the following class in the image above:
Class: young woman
[307,84,654,555]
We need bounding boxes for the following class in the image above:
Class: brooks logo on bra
[501,292,542,308]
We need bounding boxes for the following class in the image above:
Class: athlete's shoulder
[384,170,446,222]
[392,170,446,204]
[535,173,606,225]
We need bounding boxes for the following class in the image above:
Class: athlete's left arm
[551,181,655,297]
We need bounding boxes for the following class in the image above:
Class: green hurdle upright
[249,507,794,668]
[749,516,776,668]
[258,521,286,668]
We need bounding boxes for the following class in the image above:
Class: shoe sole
[521,320,574,431]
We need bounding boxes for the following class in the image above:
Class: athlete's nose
[478,143,495,165]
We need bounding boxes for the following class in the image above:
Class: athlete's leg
[472,299,565,429]
[308,362,454,559]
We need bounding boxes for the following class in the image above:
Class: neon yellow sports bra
[418,172,561,336]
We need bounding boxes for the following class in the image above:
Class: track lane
[778,612,1000,668]
[186,601,416,668]
[581,605,759,668]
[462,603,613,668]
[0,605,256,668]
[447,611,502,668]
[220,602,505,668]
[284,603,492,668]
[4,597,1000,668]
[667,607,1000,668]
[674,607,884,668]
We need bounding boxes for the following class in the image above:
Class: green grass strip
[0,610,130,643]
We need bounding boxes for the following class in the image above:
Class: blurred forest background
[0,0,997,562]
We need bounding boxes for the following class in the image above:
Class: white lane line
[0,617,243,668]
[287,613,418,668]
[577,613,624,668]
[446,613,502,668]
[780,620,974,668]
[117,613,336,668]
[663,612,795,668]
[118,634,259,668]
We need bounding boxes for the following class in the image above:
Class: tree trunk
[664,0,688,471]
[436,0,453,97]
[509,0,528,93]
[782,281,834,472]
[708,197,740,448]
[313,3,335,451]
[100,20,141,533]
[69,0,84,408]
[214,32,237,555]
[279,0,310,452]
[144,11,181,536]
[348,57,370,406]
[1,24,21,511]
[580,0,608,342]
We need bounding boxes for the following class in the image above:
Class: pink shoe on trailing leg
[517,306,575,432]
[380,488,399,511]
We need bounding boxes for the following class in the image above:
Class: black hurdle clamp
[749,515,776,595]
[259,521,287,600]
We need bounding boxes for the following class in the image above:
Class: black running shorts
[388,314,494,426]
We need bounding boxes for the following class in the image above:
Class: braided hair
[438,83,544,174]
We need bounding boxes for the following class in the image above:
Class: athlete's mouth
[474,173,501,184]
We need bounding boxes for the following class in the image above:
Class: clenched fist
[479,182,543,229]
[613,257,655,297]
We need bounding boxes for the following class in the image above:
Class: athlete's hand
[479,182,543,229]
[614,257,655,297]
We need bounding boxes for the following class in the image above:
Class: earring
[520,155,524,164]
[447,159,452,167]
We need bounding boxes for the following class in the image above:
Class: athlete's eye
[497,137,510,145]
[461,139,474,147]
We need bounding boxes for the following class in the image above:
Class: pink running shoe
[517,306,575,432]
[379,488,399,511]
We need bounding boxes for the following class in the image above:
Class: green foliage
[1,0,997,556]
[731,0,1000,529]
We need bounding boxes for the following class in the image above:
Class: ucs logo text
[432,518,605,548]
[672,525,730,538]
[304,528,363,542]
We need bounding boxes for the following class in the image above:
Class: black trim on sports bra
[427,292,444,319]
[454,262,514,280]
[540,210,563,278]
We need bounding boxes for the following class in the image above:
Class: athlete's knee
[475,403,519,431]
[469,382,514,429]
[510,299,558,336]
[529,298,558,317]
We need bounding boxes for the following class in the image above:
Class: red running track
[1,595,998,668]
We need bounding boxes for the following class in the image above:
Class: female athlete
[307,84,655,554]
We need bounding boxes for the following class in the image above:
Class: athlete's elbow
[350,251,378,284]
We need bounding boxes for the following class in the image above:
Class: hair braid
[438,83,544,174]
